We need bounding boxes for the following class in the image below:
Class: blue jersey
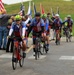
[54,18,62,30]
[44,19,49,31]
[11,22,26,37]
[30,18,44,32]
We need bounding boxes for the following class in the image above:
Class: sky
[2,0,32,5]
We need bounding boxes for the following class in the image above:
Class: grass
[5,0,74,19]
[4,0,74,35]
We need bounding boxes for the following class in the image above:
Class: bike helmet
[41,14,47,18]
[35,12,41,17]
[67,15,71,18]
[55,14,59,17]
[15,15,22,21]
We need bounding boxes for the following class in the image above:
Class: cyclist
[41,14,50,51]
[28,12,45,55]
[53,14,62,43]
[64,15,73,36]
[8,15,30,58]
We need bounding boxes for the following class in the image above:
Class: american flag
[0,0,5,12]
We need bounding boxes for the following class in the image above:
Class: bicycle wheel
[12,46,17,70]
[69,36,71,42]
[69,32,71,42]
[35,47,38,60]
[66,37,68,42]
[38,44,40,58]
[19,49,24,67]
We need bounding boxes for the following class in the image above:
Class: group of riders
[8,11,73,57]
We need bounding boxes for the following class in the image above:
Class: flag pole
[57,7,59,14]
[51,8,53,16]
[21,0,23,5]
[20,0,25,16]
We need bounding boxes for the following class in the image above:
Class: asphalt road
[0,37,74,75]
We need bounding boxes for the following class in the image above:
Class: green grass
[5,0,74,19]
[4,0,74,35]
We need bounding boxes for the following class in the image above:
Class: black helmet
[35,12,41,17]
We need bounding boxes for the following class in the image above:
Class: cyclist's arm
[45,20,49,31]
[22,24,26,37]
[8,23,14,36]
[27,19,34,37]
[9,29,13,36]
[27,25,33,37]
[25,17,30,25]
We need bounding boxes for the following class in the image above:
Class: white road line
[28,55,46,60]
[25,45,33,53]
[59,56,74,60]
[0,53,12,59]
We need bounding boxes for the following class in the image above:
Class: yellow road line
[25,45,33,53]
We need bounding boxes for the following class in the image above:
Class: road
[0,37,74,75]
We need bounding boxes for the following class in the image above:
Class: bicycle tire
[35,48,38,60]
[19,49,24,67]
[38,46,40,58]
[12,46,17,70]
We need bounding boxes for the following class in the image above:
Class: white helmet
[55,14,59,17]
[67,15,71,18]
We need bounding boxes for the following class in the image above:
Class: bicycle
[34,35,43,60]
[55,30,60,45]
[65,28,71,42]
[12,37,25,70]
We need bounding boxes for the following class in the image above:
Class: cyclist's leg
[17,37,27,58]
[45,34,49,51]
[33,36,36,55]
[46,31,50,47]
[55,29,57,43]
[22,40,26,58]
[22,40,27,51]
[70,26,73,36]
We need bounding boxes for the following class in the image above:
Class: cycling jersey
[9,18,30,37]
[54,18,62,30]
[28,18,45,44]
[28,18,45,35]
[65,19,73,27]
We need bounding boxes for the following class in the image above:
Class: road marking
[0,45,33,59]
[59,56,74,60]
[26,45,33,53]
[28,55,46,60]
[0,53,12,59]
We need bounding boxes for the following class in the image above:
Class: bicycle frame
[14,40,21,60]
[12,37,25,70]
[35,36,42,60]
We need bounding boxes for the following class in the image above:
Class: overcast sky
[2,0,32,5]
